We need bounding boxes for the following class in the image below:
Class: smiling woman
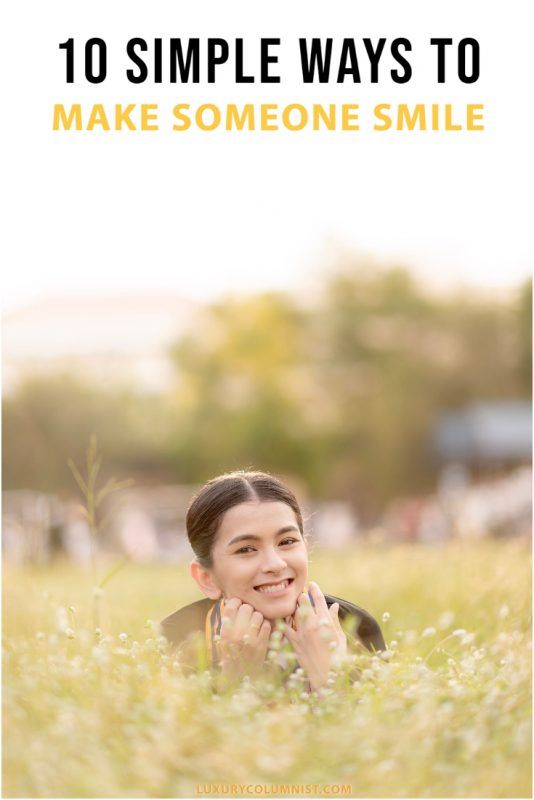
[160,471,385,690]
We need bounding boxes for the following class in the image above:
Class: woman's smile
[254,577,294,595]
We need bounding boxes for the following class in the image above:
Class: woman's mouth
[254,578,294,596]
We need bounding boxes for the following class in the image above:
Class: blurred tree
[305,265,439,511]
[517,278,532,394]
[2,374,172,494]
[167,292,321,487]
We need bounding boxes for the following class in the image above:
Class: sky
[2,0,532,313]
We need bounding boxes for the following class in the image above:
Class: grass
[2,540,532,798]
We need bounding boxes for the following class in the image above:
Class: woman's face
[208,500,308,621]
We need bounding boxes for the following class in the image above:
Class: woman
[161,471,385,690]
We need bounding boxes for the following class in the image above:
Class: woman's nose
[261,547,286,572]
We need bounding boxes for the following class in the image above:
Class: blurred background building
[3,293,198,394]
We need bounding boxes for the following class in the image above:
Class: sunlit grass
[3,541,532,798]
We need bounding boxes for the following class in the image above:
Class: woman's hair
[186,470,304,568]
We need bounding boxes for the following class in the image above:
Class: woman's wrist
[307,668,331,691]
[304,652,344,691]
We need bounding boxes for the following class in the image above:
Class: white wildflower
[422,627,436,638]
[284,650,298,662]
[438,611,455,630]
[403,630,417,646]
[92,646,109,666]
[377,760,395,774]
[56,606,69,633]
[380,649,394,661]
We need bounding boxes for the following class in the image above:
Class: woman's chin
[255,594,298,621]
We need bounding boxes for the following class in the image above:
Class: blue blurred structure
[435,402,532,464]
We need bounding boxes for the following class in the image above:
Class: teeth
[256,580,289,594]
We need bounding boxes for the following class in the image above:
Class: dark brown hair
[186,470,304,568]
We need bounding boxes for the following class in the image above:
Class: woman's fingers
[223,597,241,621]
[251,611,263,625]
[329,602,345,639]
[234,602,253,631]
[220,597,241,637]
[298,590,312,607]
[218,601,272,682]
[295,590,313,623]
[220,600,269,650]
[282,622,299,648]
[250,611,264,635]
[309,582,330,620]
[328,601,340,625]
[258,619,271,647]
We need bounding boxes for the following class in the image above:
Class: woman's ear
[189,560,222,600]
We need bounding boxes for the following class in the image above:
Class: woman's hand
[283,582,347,691]
[218,597,271,685]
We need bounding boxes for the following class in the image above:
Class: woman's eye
[234,538,299,553]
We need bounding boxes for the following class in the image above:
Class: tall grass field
[3,541,532,798]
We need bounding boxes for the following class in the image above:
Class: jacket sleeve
[159,598,213,669]
[325,593,386,652]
